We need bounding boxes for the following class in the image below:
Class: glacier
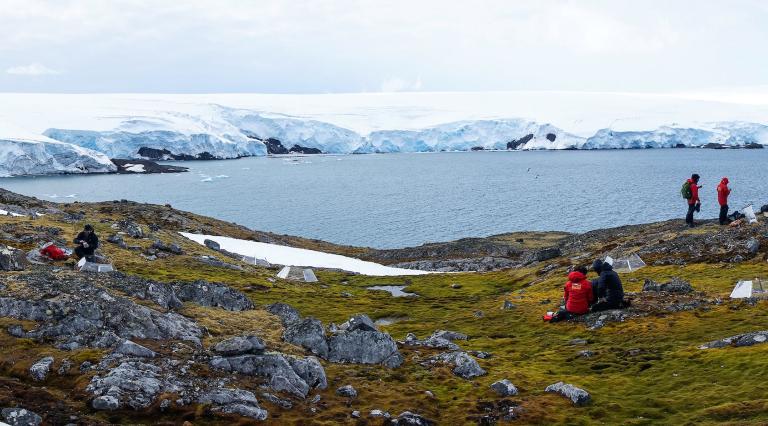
[0,123,115,177]
[1,92,768,176]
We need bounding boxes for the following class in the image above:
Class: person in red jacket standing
[550,268,594,322]
[684,174,701,227]
[717,177,731,225]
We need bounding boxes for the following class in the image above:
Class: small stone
[370,409,390,418]
[1,408,42,426]
[159,399,171,411]
[473,311,484,318]
[92,395,120,411]
[545,382,591,406]
[7,324,24,338]
[29,356,54,381]
[336,385,358,398]
[351,410,361,418]
[114,340,157,358]
[502,300,516,310]
[578,350,595,358]
[451,283,462,289]
[569,338,588,346]
[490,379,519,396]
[310,394,321,404]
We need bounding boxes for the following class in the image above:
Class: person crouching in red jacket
[550,268,594,322]
[717,177,731,225]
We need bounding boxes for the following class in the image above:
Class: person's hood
[601,262,614,272]
[568,271,586,282]
[592,259,603,273]
[720,177,729,185]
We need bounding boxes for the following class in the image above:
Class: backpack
[40,244,68,261]
[681,181,692,199]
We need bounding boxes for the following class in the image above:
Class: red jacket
[717,178,730,206]
[688,178,700,205]
[564,271,594,315]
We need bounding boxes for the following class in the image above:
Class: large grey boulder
[203,239,221,251]
[283,318,328,358]
[92,395,120,411]
[114,340,157,358]
[197,388,268,421]
[1,407,42,426]
[29,356,54,381]
[287,356,327,389]
[424,351,485,379]
[699,330,768,349]
[0,245,26,271]
[490,379,518,396]
[213,335,266,356]
[210,354,315,398]
[545,382,591,406]
[746,238,760,255]
[173,280,253,311]
[327,329,403,368]
[266,303,301,325]
[341,314,377,332]
[87,361,163,409]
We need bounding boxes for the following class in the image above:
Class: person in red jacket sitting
[717,177,731,225]
[550,267,594,322]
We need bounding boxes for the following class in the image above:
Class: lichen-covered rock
[210,353,321,398]
[115,340,157,358]
[389,411,436,425]
[92,395,120,411]
[197,388,268,421]
[699,330,768,349]
[266,303,301,325]
[29,356,53,381]
[340,314,377,332]
[336,385,357,398]
[0,244,26,271]
[423,351,485,379]
[1,407,42,426]
[642,277,694,293]
[203,239,221,251]
[151,240,184,255]
[283,318,328,358]
[402,332,460,350]
[545,382,591,406]
[287,356,327,389]
[173,280,253,311]
[327,329,403,368]
[87,361,163,409]
[490,379,518,396]
[213,335,266,356]
[746,238,760,255]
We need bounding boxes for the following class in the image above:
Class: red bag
[41,245,68,261]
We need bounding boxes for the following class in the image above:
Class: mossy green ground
[1,213,767,425]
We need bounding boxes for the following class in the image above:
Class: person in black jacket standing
[73,224,99,260]
[590,259,627,312]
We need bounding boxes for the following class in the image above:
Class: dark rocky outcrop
[2,408,43,426]
[283,318,329,358]
[642,277,694,293]
[545,382,591,406]
[111,159,187,174]
[137,147,218,161]
[546,133,557,142]
[289,145,322,154]
[210,353,325,398]
[699,330,768,349]
[173,280,254,311]
[263,138,289,155]
[507,134,534,150]
[212,335,266,356]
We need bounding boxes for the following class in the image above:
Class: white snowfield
[180,232,431,276]
[1,91,768,175]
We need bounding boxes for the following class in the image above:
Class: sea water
[2,150,766,248]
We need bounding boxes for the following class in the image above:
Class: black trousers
[719,204,729,225]
[685,203,696,225]
[74,246,94,259]
[591,300,621,312]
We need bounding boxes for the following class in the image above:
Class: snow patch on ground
[123,163,145,173]
[179,232,431,276]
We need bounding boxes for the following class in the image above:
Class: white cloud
[6,63,60,76]
[381,76,423,93]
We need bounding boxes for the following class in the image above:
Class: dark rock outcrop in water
[111,159,188,174]
[263,138,289,154]
[289,145,322,154]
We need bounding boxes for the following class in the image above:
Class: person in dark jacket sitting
[590,259,628,311]
[73,224,99,260]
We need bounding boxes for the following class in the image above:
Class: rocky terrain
[0,188,766,425]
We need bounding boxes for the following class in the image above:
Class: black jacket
[596,263,624,304]
[74,231,99,253]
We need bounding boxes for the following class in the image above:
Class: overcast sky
[1,0,766,93]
